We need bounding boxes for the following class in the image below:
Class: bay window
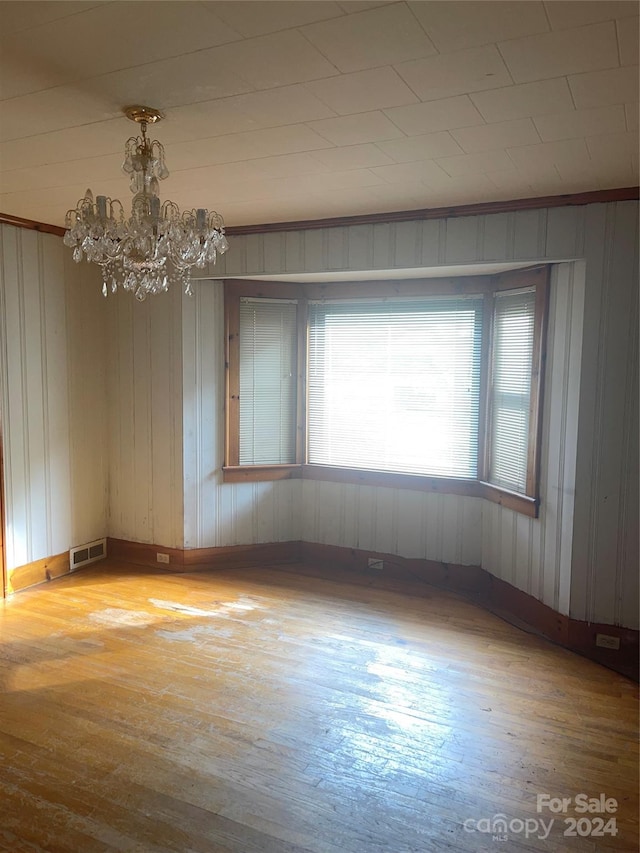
[224,267,549,517]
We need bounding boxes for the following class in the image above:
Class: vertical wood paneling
[444,216,481,263]
[275,205,634,625]
[181,286,199,548]
[304,229,324,272]
[420,219,443,266]
[109,293,135,541]
[482,212,511,261]
[254,481,274,541]
[372,223,394,268]
[326,228,347,271]
[513,209,546,259]
[577,202,639,627]
[132,303,152,542]
[101,199,638,629]
[148,286,184,547]
[546,206,585,259]
[499,508,516,587]
[237,484,254,544]
[557,264,583,616]
[425,493,444,562]
[590,205,635,622]
[355,486,376,551]
[216,475,235,544]
[108,285,184,548]
[263,232,286,274]
[179,281,302,549]
[347,225,373,271]
[540,269,565,611]
[373,487,396,554]
[395,489,425,559]
[244,233,264,274]
[530,504,544,603]
[441,493,461,564]
[0,225,106,572]
[64,257,107,548]
[393,220,422,269]
[0,227,28,566]
[303,484,482,566]
[318,481,342,545]
[285,232,304,272]
[618,313,639,626]
[424,492,440,559]
[23,231,47,560]
[197,285,218,547]
[338,485,356,548]
[460,498,482,566]
[43,235,71,555]
[482,503,499,580]
[301,480,316,544]
[514,514,532,593]
[566,210,606,622]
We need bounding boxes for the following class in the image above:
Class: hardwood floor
[0,561,637,852]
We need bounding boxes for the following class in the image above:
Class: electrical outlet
[595,634,620,650]
[367,558,384,571]
[156,553,170,564]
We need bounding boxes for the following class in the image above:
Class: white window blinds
[239,298,297,465]
[307,298,483,478]
[487,287,536,494]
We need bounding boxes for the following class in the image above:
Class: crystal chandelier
[63,106,228,301]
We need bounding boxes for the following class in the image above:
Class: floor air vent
[70,538,107,571]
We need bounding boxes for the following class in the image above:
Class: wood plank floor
[0,561,637,852]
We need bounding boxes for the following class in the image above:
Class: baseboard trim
[9,539,637,678]
[107,538,303,572]
[7,551,71,593]
[299,541,488,593]
[299,542,639,680]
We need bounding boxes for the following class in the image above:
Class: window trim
[224,268,549,518]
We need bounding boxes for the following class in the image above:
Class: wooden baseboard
[7,540,303,591]
[9,538,637,678]
[107,538,186,569]
[299,541,488,594]
[299,542,639,680]
[107,538,302,572]
[7,551,71,593]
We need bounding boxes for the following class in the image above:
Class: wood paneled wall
[481,262,582,617]
[571,202,639,627]
[34,200,634,629]
[106,285,185,548]
[301,482,482,566]
[199,201,638,628]
[107,282,301,550]
[182,283,302,549]
[0,225,106,579]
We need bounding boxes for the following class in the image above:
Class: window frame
[224,267,549,518]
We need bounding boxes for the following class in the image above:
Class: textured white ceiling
[0,0,637,228]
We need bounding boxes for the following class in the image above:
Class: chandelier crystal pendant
[63,106,228,301]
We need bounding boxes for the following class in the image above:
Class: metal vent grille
[70,538,107,571]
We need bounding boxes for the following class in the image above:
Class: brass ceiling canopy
[123,105,165,125]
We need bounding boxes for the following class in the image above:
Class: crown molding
[0,212,65,236]
[1,186,638,239]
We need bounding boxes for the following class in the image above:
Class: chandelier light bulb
[63,106,228,301]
